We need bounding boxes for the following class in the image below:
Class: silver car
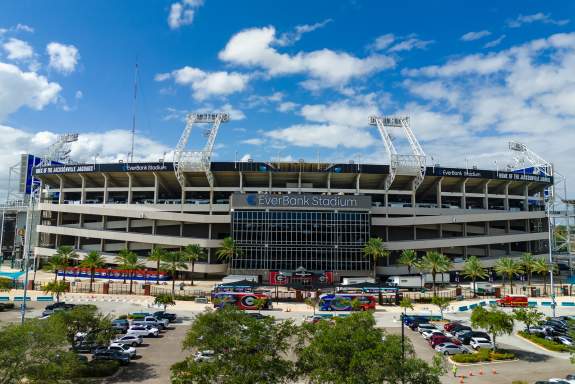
[434,342,468,355]
[113,334,144,347]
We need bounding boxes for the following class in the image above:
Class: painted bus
[59,267,170,281]
[318,294,377,311]
[212,292,273,310]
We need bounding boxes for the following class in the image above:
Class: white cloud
[156,66,249,100]
[75,90,83,99]
[371,33,395,50]
[404,52,510,77]
[0,62,62,120]
[276,19,332,46]
[508,12,569,28]
[168,0,204,29]
[484,35,506,49]
[219,26,395,89]
[461,30,491,41]
[277,101,298,112]
[239,153,252,162]
[242,138,265,145]
[299,97,379,128]
[388,35,434,52]
[265,124,376,149]
[46,42,79,74]
[3,38,34,60]
[15,24,34,33]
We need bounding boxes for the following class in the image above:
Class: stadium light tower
[38,133,79,166]
[174,113,230,190]
[368,115,427,189]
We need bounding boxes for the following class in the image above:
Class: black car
[45,302,75,311]
[247,313,269,320]
[449,324,472,335]
[457,331,491,345]
[71,341,104,354]
[153,311,177,322]
[93,350,130,365]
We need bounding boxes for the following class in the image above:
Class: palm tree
[216,237,240,268]
[50,245,77,281]
[362,237,388,280]
[520,252,537,286]
[461,256,488,297]
[182,244,206,286]
[161,251,189,296]
[533,257,556,296]
[494,257,522,294]
[115,249,144,294]
[420,251,452,295]
[43,280,68,303]
[397,249,419,274]
[47,254,66,282]
[79,251,105,293]
[148,247,167,285]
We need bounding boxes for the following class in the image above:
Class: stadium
[18,112,556,285]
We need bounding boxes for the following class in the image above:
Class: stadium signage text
[232,193,371,210]
[433,167,552,183]
[33,162,175,175]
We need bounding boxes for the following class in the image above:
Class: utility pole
[20,194,35,324]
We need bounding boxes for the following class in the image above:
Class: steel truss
[369,115,427,189]
[174,113,229,190]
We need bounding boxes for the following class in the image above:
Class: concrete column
[327,172,331,193]
[153,173,159,204]
[356,173,361,195]
[208,223,212,264]
[504,182,511,211]
[239,172,244,193]
[126,173,133,204]
[523,183,529,211]
[79,174,86,204]
[57,175,64,204]
[100,216,106,252]
[102,173,109,204]
[439,223,443,238]
[411,179,416,214]
[436,177,443,208]
[268,172,272,193]
[461,178,468,209]
[483,180,490,209]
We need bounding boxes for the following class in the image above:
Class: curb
[448,356,518,366]
[515,333,569,354]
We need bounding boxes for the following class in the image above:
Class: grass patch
[451,348,515,363]
[518,331,572,352]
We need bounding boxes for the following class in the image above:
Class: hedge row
[74,360,121,378]
[518,331,572,352]
[451,348,515,364]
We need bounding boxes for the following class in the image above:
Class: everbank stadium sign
[231,193,372,210]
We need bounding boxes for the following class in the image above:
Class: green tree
[42,280,68,303]
[305,296,318,316]
[50,304,116,347]
[148,247,167,285]
[494,257,522,294]
[362,237,389,279]
[161,251,188,296]
[216,237,240,272]
[182,244,206,286]
[398,249,419,274]
[296,311,445,384]
[431,296,451,320]
[79,251,105,293]
[470,306,514,351]
[513,308,544,333]
[115,249,144,294]
[420,251,452,295]
[254,297,268,314]
[0,318,81,384]
[461,256,488,297]
[350,298,363,312]
[399,297,414,316]
[520,252,537,286]
[52,246,77,282]
[533,257,555,295]
[172,306,296,384]
[154,293,176,312]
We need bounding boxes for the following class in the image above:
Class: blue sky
[1,0,575,196]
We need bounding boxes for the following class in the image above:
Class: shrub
[451,348,515,363]
[0,277,13,290]
[172,295,197,301]
[512,381,528,384]
[518,331,572,352]
[74,360,120,378]
[117,314,128,320]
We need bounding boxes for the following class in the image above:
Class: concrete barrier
[561,302,575,306]
[36,296,54,302]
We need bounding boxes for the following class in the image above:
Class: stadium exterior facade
[31,160,552,283]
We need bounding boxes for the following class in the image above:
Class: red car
[443,322,462,332]
[429,334,462,348]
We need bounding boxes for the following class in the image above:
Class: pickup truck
[131,316,168,330]
[153,311,177,322]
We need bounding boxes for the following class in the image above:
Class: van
[496,295,528,308]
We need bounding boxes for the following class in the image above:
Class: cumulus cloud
[277,101,298,112]
[507,12,569,28]
[461,30,491,41]
[218,26,395,89]
[242,138,265,145]
[156,66,249,100]
[168,0,204,29]
[371,33,395,50]
[265,124,376,149]
[388,35,434,52]
[15,24,34,33]
[46,42,79,74]
[3,38,34,60]
[484,35,506,49]
[0,62,61,120]
[276,19,332,46]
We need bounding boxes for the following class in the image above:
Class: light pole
[20,191,36,324]
[547,196,557,317]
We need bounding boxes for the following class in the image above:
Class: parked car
[417,324,437,333]
[546,335,574,346]
[153,311,177,322]
[421,330,444,340]
[247,313,269,320]
[304,315,323,324]
[112,319,130,333]
[430,334,462,348]
[113,334,144,347]
[470,337,493,350]
[443,322,463,332]
[108,343,137,358]
[528,326,552,336]
[496,295,528,308]
[131,316,168,330]
[434,342,468,355]
[45,302,75,311]
[127,325,159,338]
[458,331,491,345]
[70,341,103,354]
[193,350,215,362]
[445,324,472,337]
[93,350,130,365]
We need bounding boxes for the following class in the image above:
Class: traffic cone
[492,368,497,375]
[469,371,473,377]
[459,377,465,383]
[479,367,484,375]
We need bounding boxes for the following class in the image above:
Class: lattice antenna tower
[174,113,230,190]
[38,133,79,167]
[368,115,427,189]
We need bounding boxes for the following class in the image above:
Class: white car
[194,350,215,362]
[417,324,436,333]
[434,342,468,355]
[127,325,159,337]
[470,337,493,350]
[548,379,574,384]
[108,343,137,358]
[421,330,444,340]
[113,334,144,347]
